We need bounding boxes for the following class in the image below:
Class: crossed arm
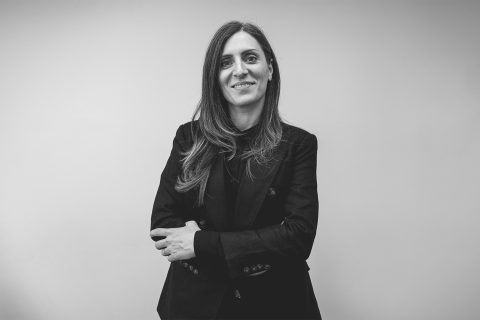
[150,124,318,278]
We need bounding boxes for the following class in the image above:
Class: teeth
[233,83,253,88]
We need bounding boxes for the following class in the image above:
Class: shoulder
[168,120,199,152]
[174,120,200,142]
[280,122,317,147]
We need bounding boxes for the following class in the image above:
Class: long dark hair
[175,21,282,206]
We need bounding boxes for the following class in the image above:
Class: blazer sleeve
[196,132,319,279]
[150,124,190,235]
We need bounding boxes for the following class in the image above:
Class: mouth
[231,81,256,89]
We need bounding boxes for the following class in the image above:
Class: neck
[228,100,264,131]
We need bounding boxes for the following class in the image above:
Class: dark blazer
[151,121,321,319]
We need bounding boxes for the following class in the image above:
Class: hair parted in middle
[175,21,283,206]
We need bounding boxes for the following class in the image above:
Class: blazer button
[189,265,194,271]
[234,289,241,300]
[243,267,250,273]
[193,269,199,275]
[182,262,189,268]
[267,187,276,197]
[198,219,206,228]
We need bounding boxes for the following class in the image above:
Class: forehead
[222,31,263,55]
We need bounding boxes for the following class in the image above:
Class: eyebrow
[221,49,260,58]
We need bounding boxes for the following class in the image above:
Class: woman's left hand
[150,221,200,262]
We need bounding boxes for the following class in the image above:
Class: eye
[220,58,233,69]
[245,54,258,63]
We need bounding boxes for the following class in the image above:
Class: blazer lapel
[234,143,288,229]
[204,154,230,231]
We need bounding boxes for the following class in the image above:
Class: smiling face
[218,31,273,112]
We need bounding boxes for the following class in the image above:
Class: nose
[232,59,247,77]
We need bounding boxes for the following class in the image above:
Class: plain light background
[1,0,479,319]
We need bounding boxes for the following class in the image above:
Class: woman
[150,21,321,319]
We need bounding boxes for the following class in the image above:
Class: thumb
[185,220,200,231]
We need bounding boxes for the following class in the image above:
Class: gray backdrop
[1,0,479,319]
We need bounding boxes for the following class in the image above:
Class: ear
[268,59,273,81]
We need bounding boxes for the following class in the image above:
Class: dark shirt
[194,125,258,258]
[224,125,257,227]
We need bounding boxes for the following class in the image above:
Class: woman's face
[218,31,273,111]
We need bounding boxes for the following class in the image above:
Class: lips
[231,81,255,89]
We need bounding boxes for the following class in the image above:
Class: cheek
[258,81,268,95]
[218,71,229,86]
[254,67,270,83]
[218,74,228,96]
[256,70,270,91]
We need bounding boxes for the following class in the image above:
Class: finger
[185,220,199,227]
[185,220,200,231]
[154,239,168,250]
[161,249,170,256]
[167,253,180,262]
[150,228,171,238]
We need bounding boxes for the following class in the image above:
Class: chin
[229,96,262,108]
[233,103,257,109]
